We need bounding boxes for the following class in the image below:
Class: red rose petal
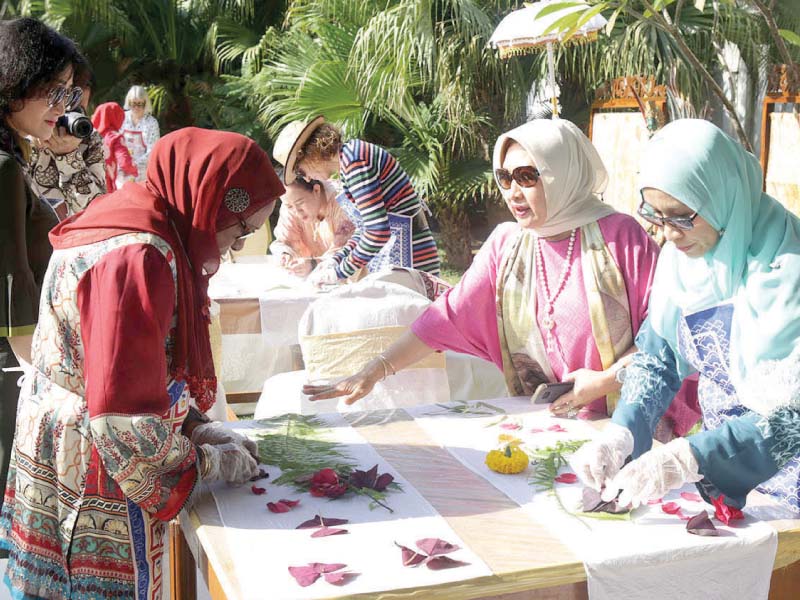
[680,492,703,502]
[687,511,720,536]
[500,423,521,430]
[279,498,300,507]
[250,485,267,495]
[554,473,578,484]
[311,526,348,538]
[425,555,469,570]
[647,498,664,505]
[547,424,567,433]
[661,502,682,515]
[711,495,744,525]
[416,538,460,557]
[529,427,545,433]
[288,566,320,587]
[267,501,293,513]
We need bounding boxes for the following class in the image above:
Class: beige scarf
[496,222,633,415]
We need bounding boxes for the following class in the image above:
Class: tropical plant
[236,0,533,268]
[6,0,285,138]
[538,0,800,152]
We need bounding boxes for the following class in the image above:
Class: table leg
[169,519,197,600]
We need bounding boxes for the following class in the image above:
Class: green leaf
[779,28,800,47]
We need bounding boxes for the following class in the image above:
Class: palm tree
[8,0,284,137]
[237,0,532,268]
[541,0,799,151]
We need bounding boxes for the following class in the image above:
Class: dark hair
[0,18,84,119]
[73,54,96,91]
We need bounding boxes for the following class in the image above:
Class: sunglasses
[494,166,540,190]
[130,101,147,108]
[637,196,699,231]
[46,85,83,111]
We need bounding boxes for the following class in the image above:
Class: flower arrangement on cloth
[295,465,399,512]
[254,414,400,512]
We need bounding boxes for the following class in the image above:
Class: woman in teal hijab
[570,119,800,513]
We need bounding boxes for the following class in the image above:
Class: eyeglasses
[637,196,699,231]
[130,101,147,108]
[494,166,540,190]
[235,216,257,240]
[46,85,83,111]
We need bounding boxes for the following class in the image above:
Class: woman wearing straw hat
[272,117,441,285]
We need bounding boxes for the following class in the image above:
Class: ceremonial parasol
[489,1,607,118]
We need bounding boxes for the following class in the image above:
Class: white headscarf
[493,119,615,237]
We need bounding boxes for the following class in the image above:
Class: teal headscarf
[641,119,800,414]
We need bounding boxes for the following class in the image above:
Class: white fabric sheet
[405,397,780,600]
[207,415,492,599]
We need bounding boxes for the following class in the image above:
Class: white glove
[308,262,339,287]
[568,422,634,491]
[602,437,703,508]
[198,442,260,484]
[191,421,258,462]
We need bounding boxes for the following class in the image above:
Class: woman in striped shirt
[291,121,441,284]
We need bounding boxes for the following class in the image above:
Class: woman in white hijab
[303,119,698,434]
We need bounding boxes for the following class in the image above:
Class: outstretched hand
[302,363,382,406]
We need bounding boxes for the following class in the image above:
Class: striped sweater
[332,139,440,277]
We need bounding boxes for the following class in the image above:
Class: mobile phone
[531,381,574,404]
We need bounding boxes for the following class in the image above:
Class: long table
[174,399,800,600]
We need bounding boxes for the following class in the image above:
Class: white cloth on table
[204,415,492,600]
[405,397,781,600]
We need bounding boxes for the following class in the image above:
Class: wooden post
[169,519,197,600]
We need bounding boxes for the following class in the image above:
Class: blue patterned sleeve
[688,406,799,508]
[612,317,688,458]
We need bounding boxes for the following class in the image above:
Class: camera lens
[56,112,94,139]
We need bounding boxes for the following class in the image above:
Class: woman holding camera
[0,16,84,543]
[304,119,698,438]
[28,59,105,218]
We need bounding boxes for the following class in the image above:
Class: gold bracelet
[376,354,396,380]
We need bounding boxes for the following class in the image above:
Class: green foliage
[254,413,354,486]
[528,439,588,491]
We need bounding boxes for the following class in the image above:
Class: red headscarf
[50,127,284,411]
[91,102,125,136]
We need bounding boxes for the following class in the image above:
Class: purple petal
[311,562,347,574]
[425,556,469,570]
[311,526,349,538]
[396,542,427,567]
[374,473,394,492]
[288,566,320,587]
[323,571,357,585]
[686,511,719,536]
[416,537,460,557]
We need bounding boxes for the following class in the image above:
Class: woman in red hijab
[0,128,284,600]
[91,101,138,191]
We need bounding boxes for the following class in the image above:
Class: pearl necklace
[535,228,577,331]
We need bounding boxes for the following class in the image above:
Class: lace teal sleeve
[688,407,798,508]
[612,317,686,458]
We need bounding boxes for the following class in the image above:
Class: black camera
[56,111,93,139]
